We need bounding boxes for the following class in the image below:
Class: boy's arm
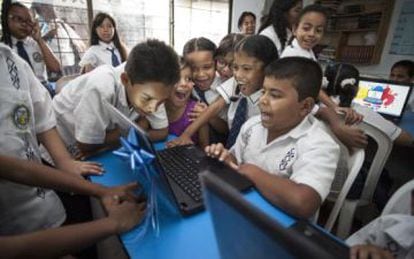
[77,128,122,158]
[136,116,168,141]
[147,127,169,142]
[32,21,61,73]
[198,124,210,148]
[0,154,139,202]
[239,164,321,219]
[0,197,145,259]
[316,106,368,149]
[38,128,103,176]
[318,89,337,109]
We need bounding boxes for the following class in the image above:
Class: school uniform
[79,40,122,69]
[280,38,317,61]
[259,26,292,56]
[216,77,261,129]
[347,214,414,259]
[191,74,222,105]
[0,43,66,235]
[230,114,340,201]
[11,36,48,82]
[51,63,168,156]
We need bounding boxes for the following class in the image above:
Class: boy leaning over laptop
[205,57,340,219]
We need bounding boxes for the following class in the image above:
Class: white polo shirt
[11,36,48,82]
[216,77,262,129]
[79,41,122,69]
[347,214,414,259]
[281,39,317,61]
[191,74,221,105]
[230,115,340,201]
[52,63,168,153]
[0,43,65,234]
[259,26,292,56]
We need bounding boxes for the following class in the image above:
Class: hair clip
[340,78,356,88]
[229,84,241,102]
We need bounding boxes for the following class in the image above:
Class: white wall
[231,0,413,78]
[231,0,265,33]
[356,0,414,78]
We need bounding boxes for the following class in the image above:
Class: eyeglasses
[216,59,233,69]
[8,14,33,26]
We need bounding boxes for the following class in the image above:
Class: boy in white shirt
[205,57,340,218]
[52,39,180,157]
[0,43,101,235]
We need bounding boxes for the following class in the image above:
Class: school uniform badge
[13,104,31,130]
[32,52,43,63]
[279,148,296,171]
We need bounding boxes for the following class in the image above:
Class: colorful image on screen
[353,80,411,117]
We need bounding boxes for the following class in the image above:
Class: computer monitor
[353,77,413,121]
[201,171,349,259]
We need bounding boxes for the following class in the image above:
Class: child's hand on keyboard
[205,143,238,170]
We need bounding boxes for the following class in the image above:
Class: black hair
[1,0,29,47]
[324,63,359,107]
[238,11,256,30]
[182,37,217,57]
[265,57,322,101]
[125,39,180,87]
[234,35,279,67]
[258,0,301,51]
[215,33,246,59]
[178,56,190,70]
[391,60,414,78]
[296,4,328,27]
[90,12,127,62]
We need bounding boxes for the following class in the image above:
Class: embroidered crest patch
[279,148,296,171]
[32,52,43,63]
[13,104,31,130]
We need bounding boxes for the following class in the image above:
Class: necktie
[107,48,120,67]
[194,87,208,104]
[226,97,248,148]
[16,41,32,68]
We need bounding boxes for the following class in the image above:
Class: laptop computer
[103,100,252,215]
[201,170,350,259]
[353,77,413,122]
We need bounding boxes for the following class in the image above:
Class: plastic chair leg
[336,200,358,239]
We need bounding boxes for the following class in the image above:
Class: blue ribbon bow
[113,128,155,171]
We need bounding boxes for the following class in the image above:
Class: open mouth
[260,111,271,122]
[174,90,188,101]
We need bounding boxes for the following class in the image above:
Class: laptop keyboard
[158,146,203,202]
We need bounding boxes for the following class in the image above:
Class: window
[1,0,230,75]
[174,0,230,54]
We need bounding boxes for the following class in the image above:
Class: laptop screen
[202,171,349,259]
[353,77,413,118]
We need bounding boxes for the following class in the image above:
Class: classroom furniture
[336,120,393,238]
[316,0,395,64]
[324,148,365,232]
[89,146,296,259]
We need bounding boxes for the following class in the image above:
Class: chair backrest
[357,121,393,204]
[381,180,414,216]
[325,148,365,231]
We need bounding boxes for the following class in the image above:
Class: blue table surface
[400,111,414,136]
[90,137,296,259]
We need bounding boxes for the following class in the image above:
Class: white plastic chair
[381,179,414,216]
[336,121,393,238]
[324,148,365,231]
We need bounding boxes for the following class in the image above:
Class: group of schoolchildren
[1,0,413,258]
